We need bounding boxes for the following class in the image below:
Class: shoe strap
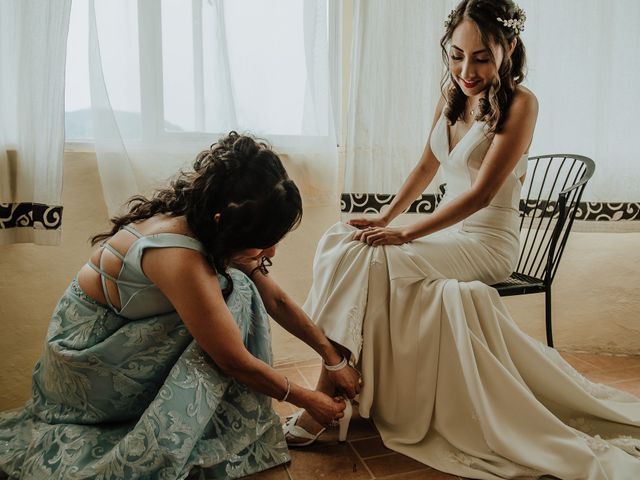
[283,410,325,441]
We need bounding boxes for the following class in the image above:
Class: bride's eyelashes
[449,54,490,63]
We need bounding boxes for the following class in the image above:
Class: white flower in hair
[497,6,527,35]
[444,9,456,29]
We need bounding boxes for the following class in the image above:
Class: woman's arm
[359,89,538,246]
[229,254,360,399]
[349,96,445,229]
[142,247,346,425]
[248,266,360,398]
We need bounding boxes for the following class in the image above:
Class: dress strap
[95,246,118,310]
[103,243,125,261]
[122,224,143,238]
[86,260,118,283]
[86,236,149,313]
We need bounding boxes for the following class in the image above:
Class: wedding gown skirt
[303,221,640,479]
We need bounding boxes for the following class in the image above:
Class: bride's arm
[360,89,538,246]
[349,97,445,229]
[377,141,441,226]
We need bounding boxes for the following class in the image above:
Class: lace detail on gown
[569,419,640,457]
[346,304,364,357]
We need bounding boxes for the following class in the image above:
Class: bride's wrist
[401,227,415,243]
[317,340,342,367]
[323,355,348,371]
[380,212,393,226]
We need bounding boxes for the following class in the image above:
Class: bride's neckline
[445,115,480,157]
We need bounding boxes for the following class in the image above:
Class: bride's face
[448,19,504,97]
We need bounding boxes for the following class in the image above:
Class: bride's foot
[283,410,326,447]
[283,399,353,446]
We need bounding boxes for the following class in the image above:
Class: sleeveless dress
[0,226,289,480]
[303,113,640,479]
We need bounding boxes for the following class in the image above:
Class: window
[64,0,341,145]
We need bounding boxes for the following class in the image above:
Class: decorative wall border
[0,203,63,230]
[341,193,640,222]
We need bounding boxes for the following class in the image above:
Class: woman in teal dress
[0,132,360,479]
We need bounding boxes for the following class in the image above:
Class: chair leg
[545,286,554,348]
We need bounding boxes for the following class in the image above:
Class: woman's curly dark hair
[440,0,527,134]
[91,131,302,296]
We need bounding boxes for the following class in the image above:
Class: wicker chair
[490,154,596,348]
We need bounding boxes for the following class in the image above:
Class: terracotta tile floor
[246,352,640,480]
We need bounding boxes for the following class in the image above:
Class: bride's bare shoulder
[512,86,538,112]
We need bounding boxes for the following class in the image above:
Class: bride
[285,0,640,478]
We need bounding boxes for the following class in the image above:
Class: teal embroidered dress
[0,227,289,479]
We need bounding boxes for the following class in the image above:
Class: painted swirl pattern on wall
[341,193,640,221]
[0,203,63,230]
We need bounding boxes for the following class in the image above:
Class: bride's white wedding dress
[303,112,640,479]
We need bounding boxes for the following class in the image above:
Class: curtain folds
[88,0,338,217]
[344,0,454,196]
[0,0,71,245]
[518,0,640,204]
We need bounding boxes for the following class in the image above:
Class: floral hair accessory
[444,9,456,30]
[496,6,526,35]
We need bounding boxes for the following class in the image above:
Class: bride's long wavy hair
[91,131,302,296]
[440,0,527,134]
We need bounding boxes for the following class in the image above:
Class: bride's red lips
[460,78,480,88]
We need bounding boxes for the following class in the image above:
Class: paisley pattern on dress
[0,270,289,479]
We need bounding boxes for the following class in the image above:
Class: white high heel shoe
[338,397,353,442]
[284,397,354,446]
[283,410,326,447]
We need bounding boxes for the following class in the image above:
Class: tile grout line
[351,434,382,442]
[294,365,314,389]
[570,352,640,372]
[284,463,294,480]
[355,451,397,461]
[562,353,605,372]
[347,440,376,479]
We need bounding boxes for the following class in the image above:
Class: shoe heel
[338,398,352,442]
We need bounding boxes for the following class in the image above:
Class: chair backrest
[515,154,595,283]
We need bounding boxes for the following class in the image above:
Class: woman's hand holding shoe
[301,390,346,427]
[327,365,361,399]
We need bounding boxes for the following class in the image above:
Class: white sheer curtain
[344,0,640,227]
[0,0,71,245]
[519,0,640,204]
[344,0,455,196]
[85,0,338,216]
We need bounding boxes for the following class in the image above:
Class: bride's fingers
[354,228,369,241]
[366,231,386,245]
[357,230,372,243]
[349,219,370,228]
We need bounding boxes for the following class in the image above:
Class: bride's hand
[348,215,388,230]
[326,365,361,399]
[354,226,410,246]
